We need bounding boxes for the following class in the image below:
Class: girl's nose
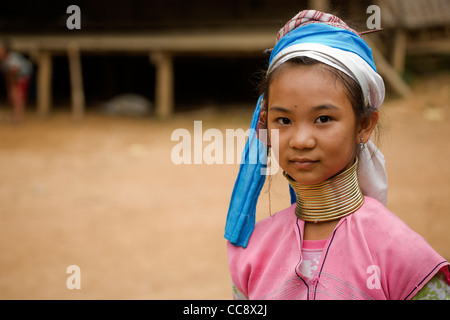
[289,126,316,150]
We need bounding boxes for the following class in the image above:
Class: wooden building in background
[1,0,448,119]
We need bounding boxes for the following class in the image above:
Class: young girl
[224,10,450,300]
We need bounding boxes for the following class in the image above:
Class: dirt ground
[0,73,449,300]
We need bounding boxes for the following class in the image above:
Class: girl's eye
[315,115,331,124]
[276,117,291,125]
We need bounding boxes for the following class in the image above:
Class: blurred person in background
[0,38,33,123]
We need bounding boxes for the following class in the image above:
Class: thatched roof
[381,0,450,29]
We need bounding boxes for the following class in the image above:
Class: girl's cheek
[271,135,289,169]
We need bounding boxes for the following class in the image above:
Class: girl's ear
[356,110,379,145]
[257,109,271,147]
[259,110,267,127]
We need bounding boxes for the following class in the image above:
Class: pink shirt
[227,197,450,300]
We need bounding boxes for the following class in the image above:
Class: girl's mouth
[290,158,319,170]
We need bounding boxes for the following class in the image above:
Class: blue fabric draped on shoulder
[223,96,268,247]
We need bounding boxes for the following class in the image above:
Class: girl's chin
[285,172,327,185]
[284,164,327,185]
[284,160,354,185]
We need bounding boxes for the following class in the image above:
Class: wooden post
[67,42,85,121]
[369,41,412,98]
[391,28,407,74]
[150,52,174,119]
[37,51,52,117]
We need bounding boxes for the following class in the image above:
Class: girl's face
[267,65,369,185]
